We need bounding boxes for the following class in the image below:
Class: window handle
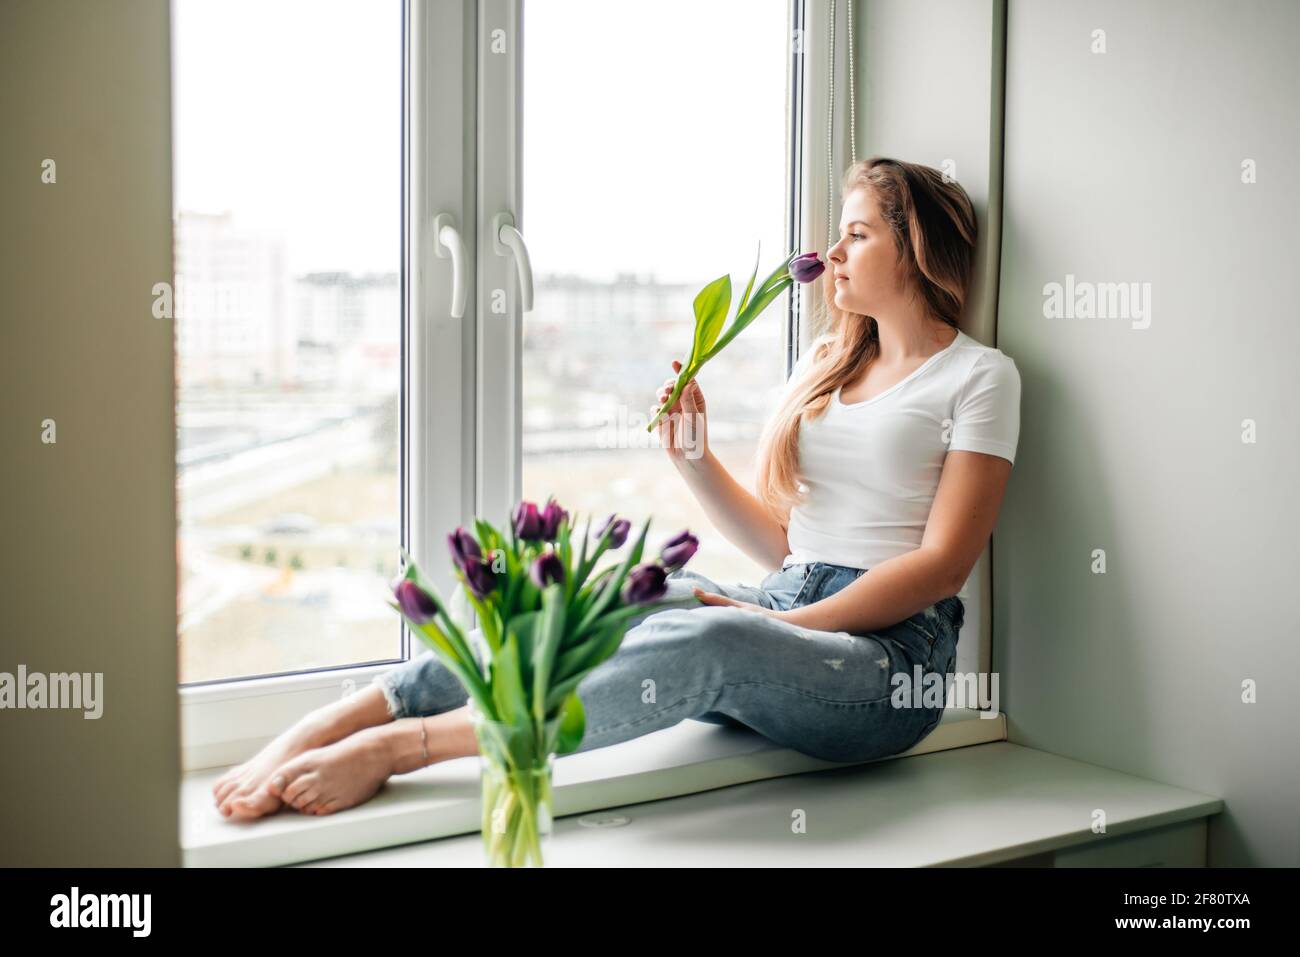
[432,213,468,319]
[491,211,534,312]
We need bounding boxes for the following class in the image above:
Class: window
[176,0,809,770]
[172,0,405,685]
[518,0,794,585]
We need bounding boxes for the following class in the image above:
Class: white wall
[996,0,1300,866]
[852,0,1005,346]
[0,0,180,865]
[850,0,1006,680]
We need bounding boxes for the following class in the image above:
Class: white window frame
[180,0,476,771]
[794,0,847,357]
[181,0,831,773]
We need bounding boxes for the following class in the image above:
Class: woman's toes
[284,772,321,809]
[295,790,322,814]
[212,769,237,797]
[274,752,317,797]
[266,772,288,798]
[228,787,281,820]
[212,764,242,791]
[214,778,242,806]
[281,767,316,803]
[218,785,253,818]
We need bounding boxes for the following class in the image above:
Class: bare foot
[269,727,397,817]
[214,686,394,820]
[212,713,338,820]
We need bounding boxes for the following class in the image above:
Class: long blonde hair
[753,156,978,527]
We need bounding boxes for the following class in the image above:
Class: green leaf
[401,618,490,708]
[573,517,650,635]
[561,510,585,607]
[553,692,586,754]
[704,274,793,361]
[571,514,592,593]
[492,630,530,728]
[548,619,628,706]
[471,518,495,548]
[545,671,585,714]
[463,588,501,656]
[516,609,543,691]
[690,273,731,365]
[736,241,761,315]
[531,584,567,725]
[589,592,698,630]
[557,513,572,600]
[477,713,534,773]
[578,517,615,581]
[410,619,456,659]
[646,250,799,434]
[503,572,522,621]
[582,564,616,595]
[752,248,799,297]
[729,249,796,317]
[581,619,633,672]
[393,550,484,688]
[567,563,615,641]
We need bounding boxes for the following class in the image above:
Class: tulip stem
[647,249,811,433]
[647,280,791,433]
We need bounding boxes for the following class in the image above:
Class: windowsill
[298,742,1224,868]
[182,707,1007,868]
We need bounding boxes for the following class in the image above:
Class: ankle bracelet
[419,718,430,766]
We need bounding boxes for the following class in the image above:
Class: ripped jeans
[374,561,964,765]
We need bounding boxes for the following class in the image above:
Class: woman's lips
[834,274,849,282]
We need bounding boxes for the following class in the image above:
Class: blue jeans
[375,562,964,765]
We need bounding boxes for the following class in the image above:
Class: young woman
[212,156,1021,820]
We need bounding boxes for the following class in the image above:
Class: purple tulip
[530,551,565,590]
[394,578,439,625]
[595,514,631,549]
[623,563,668,604]
[513,500,544,541]
[539,498,568,540]
[790,252,826,284]
[660,529,699,571]
[463,556,499,600]
[448,527,481,568]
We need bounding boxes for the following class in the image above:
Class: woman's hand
[691,587,789,622]
[654,359,710,467]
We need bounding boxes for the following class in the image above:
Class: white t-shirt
[779,327,1021,571]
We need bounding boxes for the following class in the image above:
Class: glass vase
[468,704,555,868]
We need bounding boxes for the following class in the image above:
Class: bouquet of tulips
[647,247,825,432]
[388,497,699,866]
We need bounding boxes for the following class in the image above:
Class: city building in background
[173,0,789,685]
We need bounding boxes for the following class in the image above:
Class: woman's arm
[673,448,792,572]
[693,449,1013,632]
[656,359,791,570]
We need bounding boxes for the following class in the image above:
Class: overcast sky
[172,0,789,284]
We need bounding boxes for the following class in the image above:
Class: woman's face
[826,186,906,317]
